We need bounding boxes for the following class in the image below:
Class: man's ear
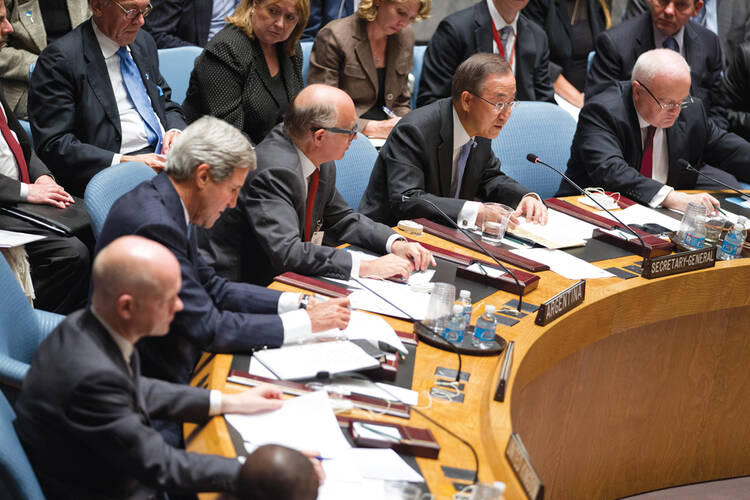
[117,294,135,322]
[194,163,212,189]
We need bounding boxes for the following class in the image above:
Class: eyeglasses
[111,0,153,20]
[469,92,519,113]
[636,80,693,111]
[653,0,696,12]
[310,124,359,137]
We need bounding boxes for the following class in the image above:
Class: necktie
[499,26,513,61]
[117,47,163,154]
[453,140,473,198]
[662,37,678,52]
[304,168,320,241]
[641,126,656,178]
[693,0,707,25]
[0,108,29,183]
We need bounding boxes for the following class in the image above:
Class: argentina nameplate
[535,280,585,326]
[641,246,716,279]
[506,432,545,500]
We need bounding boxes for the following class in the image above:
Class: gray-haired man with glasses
[360,52,548,229]
[560,49,750,213]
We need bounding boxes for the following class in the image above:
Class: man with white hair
[559,48,750,213]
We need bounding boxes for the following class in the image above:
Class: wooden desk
[186,214,750,500]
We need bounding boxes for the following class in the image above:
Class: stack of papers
[511,247,615,280]
[595,204,681,232]
[312,310,407,354]
[252,341,380,380]
[0,229,45,248]
[509,209,597,248]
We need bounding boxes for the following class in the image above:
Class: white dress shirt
[636,112,674,207]
[487,0,519,74]
[0,102,29,199]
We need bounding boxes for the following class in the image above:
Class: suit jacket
[14,309,240,499]
[625,0,750,67]
[143,0,213,48]
[722,40,750,140]
[359,98,531,226]
[28,20,186,197]
[95,172,285,386]
[416,1,555,107]
[585,12,728,129]
[560,81,750,204]
[307,14,413,130]
[0,0,90,119]
[302,0,353,41]
[183,24,304,145]
[201,124,396,285]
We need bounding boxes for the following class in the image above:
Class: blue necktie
[499,26,513,61]
[117,47,163,154]
[453,139,474,198]
[692,0,707,25]
[662,37,678,52]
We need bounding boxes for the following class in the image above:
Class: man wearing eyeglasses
[586,0,728,132]
[201,84,434,286]
[560,49,750,213]
[27,0,186,197]
[360,52,548,229]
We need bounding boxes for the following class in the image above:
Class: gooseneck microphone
[401,194,525,312]
[679,159,750,202]
[526,153,647,251]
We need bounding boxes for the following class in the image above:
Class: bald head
[283,84,356,149]
[237,445,318,500]
[632,49,691,87]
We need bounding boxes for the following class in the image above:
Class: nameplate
[506,432,545,500]
[641,246,716,279]
[535,280,585,326]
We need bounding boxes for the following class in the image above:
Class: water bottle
[677,202,707,249]
[457,289,472,320]
[717,216,748,260]
[472,305,497,349]
[443,305,466,343]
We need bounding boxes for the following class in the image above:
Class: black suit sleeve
[703,34,729,130]
[702,111,750,183]
[585,31,623,97]
[140,376,212,423]
[722,44,750,139]
[144,0,194,48]
[417,18,467,107]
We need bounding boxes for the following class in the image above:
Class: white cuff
[349,252,361,278]
[457,201,482,228]
[385,233,405,253]
[20,183,29,200]
[280,309,312,345]
[111,153,123,166]
[277,292,301,314]
[523,192,542,202]
[649,185,674,208]
[208,389,223,416]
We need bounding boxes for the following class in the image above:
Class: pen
[716,206,729,217]
[382,106,397,119]
[313,456,333,461]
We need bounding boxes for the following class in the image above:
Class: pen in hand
[382,106,397,119]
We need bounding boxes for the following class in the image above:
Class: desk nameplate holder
[403,236,473,267]
[535,280,585,326]
[274,272,352,298]
[506,432,545,500]
[640,246,716,279]
[337,416,441,459]
[227,371,411,419]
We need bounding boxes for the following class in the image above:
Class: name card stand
[506,432,545,500]
[641,246,717,279]
[535,280,585,326]
[592,228,674,258]
[338,416,441,459]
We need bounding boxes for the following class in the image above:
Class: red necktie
[640,126,656,178]
[304,168,320,241]
[0,108,30,183]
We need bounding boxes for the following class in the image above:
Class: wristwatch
[299,294,312,310]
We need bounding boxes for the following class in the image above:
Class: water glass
[481,203,513,245]
[424,282,455,333]
[704,214,725,247]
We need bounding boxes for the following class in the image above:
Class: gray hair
[165,116,255,182]
[283,102,338,144]
[632,49,691,85]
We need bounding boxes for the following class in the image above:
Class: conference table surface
[186,195,750,500]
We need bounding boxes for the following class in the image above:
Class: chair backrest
[410,45,427,109]
[491,101,577,199]
[335,134,379,210]
[18,120,32,149]
[157,46,203,105]
[587,50,595,75]
[84,162,156,238]
[301,41,313,85]
[0,392,46,500]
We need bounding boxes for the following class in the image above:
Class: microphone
[526,153,647,251]
[679,159,750,202]
[401,194,525,312]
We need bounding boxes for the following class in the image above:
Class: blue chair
[301,41,314,85]
[587,50,595,75]
[157,46,203,105]
[410,45,426,109]
[491,101,577,199]
[18,120,33,148]
[0,392,45,499]
[335,134,379,210]
[84,162,156,238]
[0,254,64,390]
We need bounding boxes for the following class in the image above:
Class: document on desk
[508,209,596,248]
[0,229,46,248]
[595,204,681,232]
[511,247,615,279]
[325,376,419,406]
[252,341,380,380]
[313,310,408,354]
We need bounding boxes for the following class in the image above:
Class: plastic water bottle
[472,305,497,349]
[678,203,707,249]
[443,305,466,343]
[717,216,748,260]
[457,289,472,320]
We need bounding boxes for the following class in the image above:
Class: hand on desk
[307,297,351,332]
[360,253,413,280]
[663,191,720,214]
[220,384,284,414]
[512,195,548,227]
[27,175,74,208]
[390,241,435,272]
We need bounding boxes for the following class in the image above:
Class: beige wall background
[412,0,477,43]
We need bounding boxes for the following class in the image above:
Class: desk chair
[18,120,33,149]
[335,134,379,210]
[84,162,156,239]
[301,41,313,84]
[491,101,576,199]
[410,45,427,109]
[0,392,45,499]
[157,46,203,105]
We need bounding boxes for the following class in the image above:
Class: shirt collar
[652,23,685,53]
[452,105,473,151]
[91,306,134,365]
[295,146,318,179]
[178,197,190,228]
[92,19,126,59]
[487,0,519,32]
[636,109,652,130]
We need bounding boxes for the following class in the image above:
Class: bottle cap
[459,289,470,298]
[485,304,496,314]
[452,304,463,314]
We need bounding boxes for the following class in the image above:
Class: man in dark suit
[416,0,555,107]
[586,0,728,130]
[561,49,750,213]
[14,235,289,499]
[302,0,353,41]
[722,40,750,141]
[144,0,236,48]
[28,0,186,197]
[201,84,433,286]
[0,1,88,314]
[361,53,548,228]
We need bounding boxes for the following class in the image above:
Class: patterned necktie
[499,26,513,61]
[693,0,707,25]
[0,108,29,183]
[641,126,656,178]
[304,168,320,241]
[453,139,473,198]
[117,47,163,154]
[662,37,678,52]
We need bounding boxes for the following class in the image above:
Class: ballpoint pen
[382,106,397,119]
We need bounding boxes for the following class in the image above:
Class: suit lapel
[624,84,645,172]
[473,2,494,53]
[633,14,656,67]
[129,349,152,425]
[314,163,334,228]
[83,22,122,137]
[16,2,47,53]
[665,116,688,186]
[458,142,481,200]
[437,100,454,196]
[354,23,378,97]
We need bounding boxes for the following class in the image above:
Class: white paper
[509,209,596,248]
[0,229,46,248]
[595,204,682,232]
[314,310,407,354]
[323,376,419,406]
[252,341,379,380]
[345,448,424,482]
[466,262,505,278]
[511,247,615,280]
